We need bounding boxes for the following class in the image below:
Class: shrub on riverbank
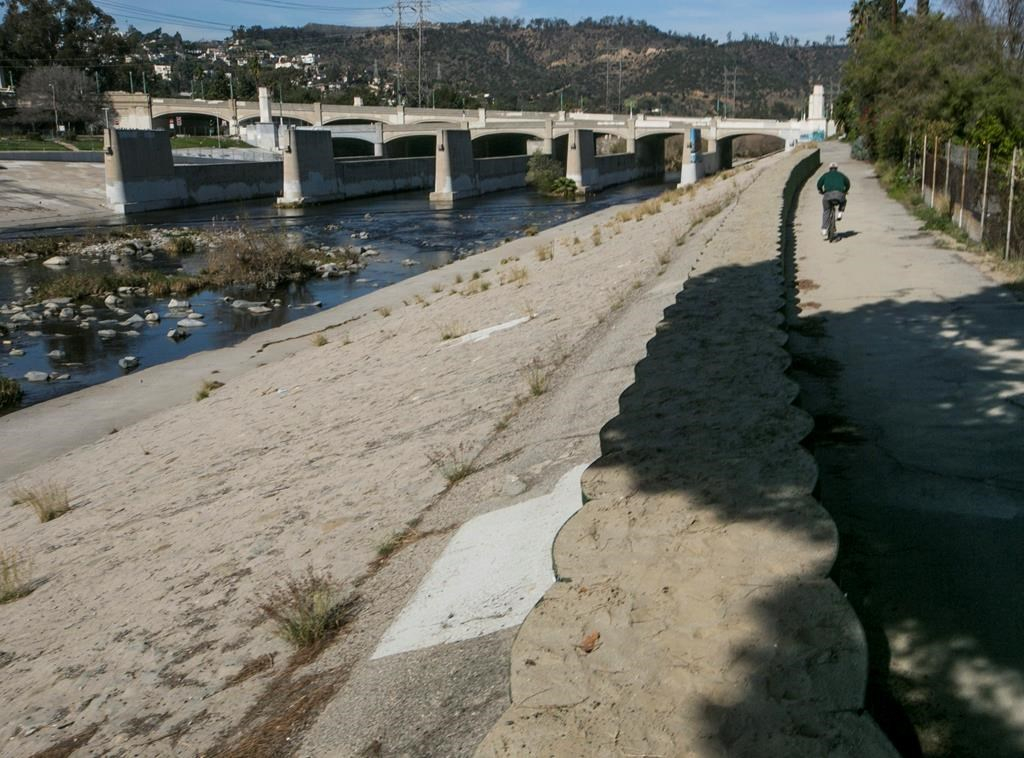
[0,376,23,410]
[202,228,319,289]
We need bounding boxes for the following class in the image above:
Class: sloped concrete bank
[477,149,900,756]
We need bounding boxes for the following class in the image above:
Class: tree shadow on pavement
[789,278,1024,757]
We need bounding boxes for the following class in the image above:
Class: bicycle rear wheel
[827,205,837,242]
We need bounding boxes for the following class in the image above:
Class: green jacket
[817,169,851,194]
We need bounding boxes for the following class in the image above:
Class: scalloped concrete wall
[476,149,900,757]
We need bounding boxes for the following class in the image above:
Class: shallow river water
[1,178,672,409]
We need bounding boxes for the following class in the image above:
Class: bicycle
[825,199,841,243]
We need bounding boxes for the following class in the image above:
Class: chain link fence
[908,134,1024,259]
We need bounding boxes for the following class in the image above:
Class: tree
[13,66,102,132]
[0,0,126,79]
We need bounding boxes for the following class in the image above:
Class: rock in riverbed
[24,371,48,382]
[118,356,139,371]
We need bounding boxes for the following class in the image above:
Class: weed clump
[195,379,225,401]
[0,376,23,410]
[12,482,70,522]
[525,360,549,396]
[0,548,32,604]
[427,445,477,486]
[311,334,328,347]
[259,567,356,650]
[439,321,466,341]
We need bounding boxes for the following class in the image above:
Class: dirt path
[790,143,1024,757]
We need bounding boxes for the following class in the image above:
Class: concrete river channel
[0,178,670,410]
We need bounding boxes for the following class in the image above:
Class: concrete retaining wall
[0,151,103,163]
[593,152,648,189]
[178,161,282,205]
[478,147,898,757]
[475,155,528,194]
[336,156,434,197]
[173,147,280,162]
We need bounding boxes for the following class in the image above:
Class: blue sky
[95,0,852,43]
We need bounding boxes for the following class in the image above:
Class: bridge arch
[382,134,436,158]
[472,131,546,158]
[322,117,387,126]
[152,111,233,136]
[237,115,313,127]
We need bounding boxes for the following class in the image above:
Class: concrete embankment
[477,148,899,756]
[0,151,893,756]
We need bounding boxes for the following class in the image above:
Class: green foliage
[0,377,23,410]
[525,152,564,194]
[550,177,578,198]
[839,13,1024,162]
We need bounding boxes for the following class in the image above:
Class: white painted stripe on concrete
[455,316,531,345]
[371,463,589,660]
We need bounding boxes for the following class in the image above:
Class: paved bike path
[792,143,1024,757]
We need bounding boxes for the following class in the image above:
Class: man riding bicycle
[817,162,851,238]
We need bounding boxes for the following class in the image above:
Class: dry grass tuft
[0,548,33,604]
[500,265,529,287]
[259,567,357,650]
[524,360,549,396]
[591,227,603,247]
[376,306,391,318]
[535,243,554,261]
[438,321,466,341]
[311,333,329,347]
[427,444,477,486]
[12,482,70,523]
[195,379,225,402]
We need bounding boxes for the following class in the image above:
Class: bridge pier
[280,128,343,206]
[565,129,597,194]
[104,128,185,213]
[430,129,479,203]
[678,128,706,187]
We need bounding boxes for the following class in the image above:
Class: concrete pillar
[314,101,324,127]
[430,129,478,203]
[808,84,825,121]
[373,142,384,157]
[541,120,554,155]
[258,87,272,124]
[103,128,186,214]
[228,99,239,136]
[565,129,597,194]
[678,127,706,187]
[396,104,406,125]
[478,107,487,125]
[626,117,637,154]
[279,127,341,206]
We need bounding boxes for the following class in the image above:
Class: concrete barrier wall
[173,147,280,162]
[474,155,528,194]
[0,151,103,163]
[335,156,435,198]
[593,152,650,190]
[178,161,282,205]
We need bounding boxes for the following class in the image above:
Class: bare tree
[918,0,930,14]
[13,66,102,133]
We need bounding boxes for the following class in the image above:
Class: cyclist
[817,162,851,237]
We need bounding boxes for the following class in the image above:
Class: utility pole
[617,59,622,112]
[48,83,58,138]
[394,0,404,104]
[129,70,134,94]
[416,0,424,106]
[605,60,610,112]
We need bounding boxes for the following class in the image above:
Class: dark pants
[822,191,847,228]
